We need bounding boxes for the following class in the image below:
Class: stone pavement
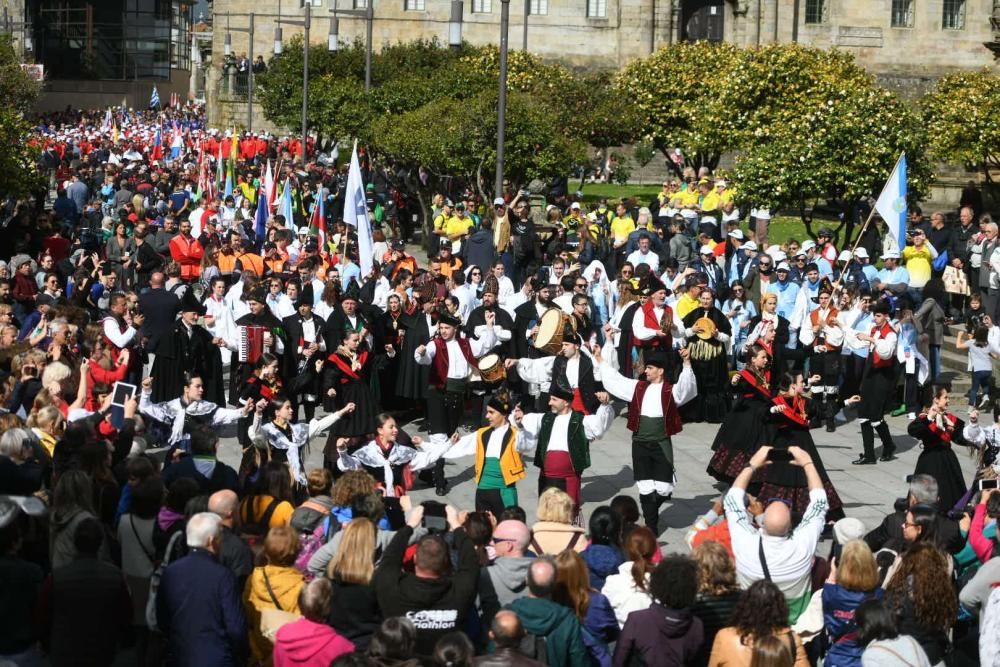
[217,408,979,551]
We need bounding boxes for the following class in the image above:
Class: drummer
[466,275,516,426]
[414,308,498,495]
[506,320,604,414]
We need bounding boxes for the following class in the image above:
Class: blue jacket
[581,545,624,591]
[822,583,883,667]
[582,590,619,667]
[156,548,248,667]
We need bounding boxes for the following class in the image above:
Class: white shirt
[516,349,601,394]
[630,303,682,344]
[102,316,137,349]
[414,331,497,378]
[496,275,515,307]
[626,249,660,273]
[446,423,535,460]
[599,348,698,412]
[517,404,615,452]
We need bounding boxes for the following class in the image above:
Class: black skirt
[707,392,771,483]
[914,446,968,513]
[756,425,845,520]
[327,377,378,438]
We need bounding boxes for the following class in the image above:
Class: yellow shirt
[676,293,700,320]
[680,189,701,207]
[610,215,636,244]
[701,191,722,213]
[444,215,473,238]
[902,245,934,288]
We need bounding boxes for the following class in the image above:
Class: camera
[421,501,448,533]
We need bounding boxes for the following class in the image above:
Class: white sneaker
[907,412,916,420]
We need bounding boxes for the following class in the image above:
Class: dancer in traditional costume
[908,386,972,512]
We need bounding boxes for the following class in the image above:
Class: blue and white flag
[149,86,160,110]
[278,179,297,234]
[343,142,373,277]
[254,185,268,250]
[874,153,907,253]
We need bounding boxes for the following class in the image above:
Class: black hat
[817,227,833,237]
[549,382,575,403]
[811,278,834,303]
[180,288,206,315]
[643,276,669,297]
[561,321,579,345]
[644,351,669,369]
[341,281,361,303]
[438,310,462,328]
[304,239,319,252]
[871,298,893,316]
[483,273,499,296]
[296,283,314,309]
[391,239,406,251]
[35,293,57,308]
[247,287,268,304]
[487,395,511,415]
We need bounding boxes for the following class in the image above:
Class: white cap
[837,250,853,262]
[883,250,901,259]
[743,240,757,251]
[728,228,745,240]
[854,247,869,259]
[493,197,505,206]
[700,216,718,225]
[770,249,787,263]
[700,244,714,255]
[753,208,771,220]
[715,179,727,187]
[570,202,581,210]
[801,240,817,252]
[776,261,791,271]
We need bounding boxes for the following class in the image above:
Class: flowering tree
[923,70,1000,182]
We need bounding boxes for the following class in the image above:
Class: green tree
[923,69,1000,182]
[632,140,656,185]
[0,36,42,201]
[615,41,741,175]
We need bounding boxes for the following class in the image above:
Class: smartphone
[767,448,794,463]
[978,478,1000,491]
[421,501,448,533]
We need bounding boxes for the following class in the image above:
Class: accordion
[238,325,266,363]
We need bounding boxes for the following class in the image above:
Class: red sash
[774,395,809,426]
[738,368,772,398]
[327,351,368,382]
[922,412,957,444]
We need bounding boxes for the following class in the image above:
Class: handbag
[932,249,949,272]
[259,567,302,640]
[942,265,970,296]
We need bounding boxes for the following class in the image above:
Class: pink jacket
[273,618,354,667]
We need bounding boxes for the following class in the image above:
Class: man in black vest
[281,283,327,422]
[508,321,603,414]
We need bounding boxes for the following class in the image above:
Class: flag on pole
[149,86,160,110]
[230,128,239,164]
[873,152,908,253]
[278,179,296,233]
[343,142,373,276]
[101,108,112,133]
[112,119,119,144]
[309,184,327,252]
[216,142,224,195]
[224,164,234,199]
[264,160,275,210]
[151,125,163,161]
[254,185,269,250]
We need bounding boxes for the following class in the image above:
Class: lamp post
[328,0,375,95]
[522,0,528,50]
[495,0,510,198]
[1,7,33,57]
[225,13,256,132]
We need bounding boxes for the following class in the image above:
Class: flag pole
[831,205,879,293]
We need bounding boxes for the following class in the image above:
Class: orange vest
[237,252,264,277]
[265,258,286,276]
[474,425,525,487]
[218,252,238,276]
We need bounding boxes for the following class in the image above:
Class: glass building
[27,0,193,81]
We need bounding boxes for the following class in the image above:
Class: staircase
[939,326,972,396]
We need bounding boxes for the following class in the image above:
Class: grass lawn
[576,183,840,248]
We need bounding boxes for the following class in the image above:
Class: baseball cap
[700,244,714,255]
[493,197,505,206]
[742,240,757,251]
[883,250,901,259]
[728,229,745,240]
[570,202,581,210]
[854,248,869,259]
[776,261,791,272]
[800,240,817,252]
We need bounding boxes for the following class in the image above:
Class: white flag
[344,142,373,277]
[264,159,275,209]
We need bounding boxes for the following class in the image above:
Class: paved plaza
[217,405,979,549]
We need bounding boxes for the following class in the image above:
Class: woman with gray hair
[272,578,355,666]
[0,427,44,495]
[49,469,101,568]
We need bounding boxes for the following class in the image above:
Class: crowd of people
[0,103,999,667]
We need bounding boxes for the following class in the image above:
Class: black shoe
[879,451,897,462]
[826,421,836,433]
[852,455,877,465]
[435,485,449,497]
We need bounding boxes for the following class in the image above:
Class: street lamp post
[495,0,509,198]
[522,0,528,50]
[328,0,375,96]
[448,1,464,49]
[274,1,313,164]
[225,13,256,132]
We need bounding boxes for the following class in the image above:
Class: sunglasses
[576,283,587,288]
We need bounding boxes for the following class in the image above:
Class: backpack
[145,530,185,632]
[239,496,283,555]
[294,513,342,579]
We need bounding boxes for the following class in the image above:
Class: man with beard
[151,289,227,405]
[466,274,516,425]
[512,278,555,359]
[102,292,145,385]
[230,287,285,405]
[628,276,681,378]
[281,284,326,422]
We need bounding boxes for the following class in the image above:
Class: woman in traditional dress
[335,412,452,498]
[322,329,377,439]
[907,386,971,512]
[757,371,847,519]
[248,394,356,485]
[374,293,406,412]
[680,288,732,423]
[707,344,772,484]
[744,292,790,389]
